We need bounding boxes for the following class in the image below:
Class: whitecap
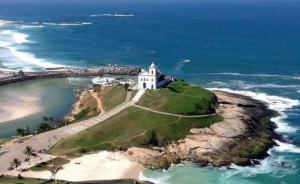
[274,140,300,154]
[205,72,300,81]
[225,154,297,179]
[20,25,45,29]
[182,59,191,63]
[42,22,92,26]
[139,171,170,184]
[0,30,30,44]
[91,13,134,17]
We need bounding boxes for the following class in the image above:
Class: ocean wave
[208,87,299,133]
[0,30,30,44]
[205,72,300,80]
[0,20,16,27]
[42,22,92,26]
[0,29,65,70]
[274,140,300,154]
[174,59,191,71]
[20,25,45,29]
[225,154,298,180]
[139,171,170,184]
[91,13,134,17]
[209,80,300,90]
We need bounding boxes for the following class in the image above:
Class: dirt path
[91,92,105,114]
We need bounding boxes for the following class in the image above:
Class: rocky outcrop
[126,91,278,169]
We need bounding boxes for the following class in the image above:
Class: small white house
[138,62,171,90]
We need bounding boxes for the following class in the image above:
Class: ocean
[0,0,300,183]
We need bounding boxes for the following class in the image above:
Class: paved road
[0,92,135,174]
[133,104,216,118]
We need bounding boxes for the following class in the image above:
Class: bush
[38,123,51,133]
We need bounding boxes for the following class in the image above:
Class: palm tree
[23,146,34,163]
[11,158,21,168]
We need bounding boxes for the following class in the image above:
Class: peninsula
[0,63,279,183]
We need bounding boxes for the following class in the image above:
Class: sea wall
[0,65,141,86]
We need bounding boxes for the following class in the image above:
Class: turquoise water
[0,78,93,138]
[0,0,300,183]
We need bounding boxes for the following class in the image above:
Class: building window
[151,70,154,74]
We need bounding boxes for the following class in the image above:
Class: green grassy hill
[48,81,221,157]
[138,80,218,115]
[102,86,127,111]
[49,107,222,156]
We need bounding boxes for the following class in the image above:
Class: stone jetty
[0,65,141,86]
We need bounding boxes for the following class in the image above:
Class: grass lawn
[102,86,127,111]
[0,176,49,184]
[48,107,222,156]
[138,80,217,115]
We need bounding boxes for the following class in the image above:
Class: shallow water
[0,78,93,138]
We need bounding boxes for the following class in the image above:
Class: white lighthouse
[138,62,158,90]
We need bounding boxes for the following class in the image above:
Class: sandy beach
[0,95,41,124]
[8,151,143,182]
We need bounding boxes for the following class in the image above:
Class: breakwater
[0,65,141,86]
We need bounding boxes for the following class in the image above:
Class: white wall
[138,74,157,89]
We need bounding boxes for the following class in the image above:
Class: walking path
[91,92,105,114]
[133,104,216,118]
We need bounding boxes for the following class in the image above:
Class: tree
[16,126,31,136]
[38,123,51,133]
[42,116,49,121]
[10,158,21,169]
[16,128,25,136]
[23,146,34,163]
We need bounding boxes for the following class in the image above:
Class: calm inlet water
[0,78,93,138]
[0,0,300,183]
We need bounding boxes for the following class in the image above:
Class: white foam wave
[20,25,45,29]
[225,154,297,179]
[91,13,134,17]
[182,59,191,63]
[274,140,300,154]
[139,172,169,184]
[0,29,65,70]
[42,22,92,26]
[206,72,300,80]
[208,87,299,133]
[0,20,16,26]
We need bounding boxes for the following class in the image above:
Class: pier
[0,65,141,86]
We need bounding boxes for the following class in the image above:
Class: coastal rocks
[127,91,278,169]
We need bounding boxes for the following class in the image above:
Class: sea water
[0,0,300,183]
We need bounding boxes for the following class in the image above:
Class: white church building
[138,62,171,90]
